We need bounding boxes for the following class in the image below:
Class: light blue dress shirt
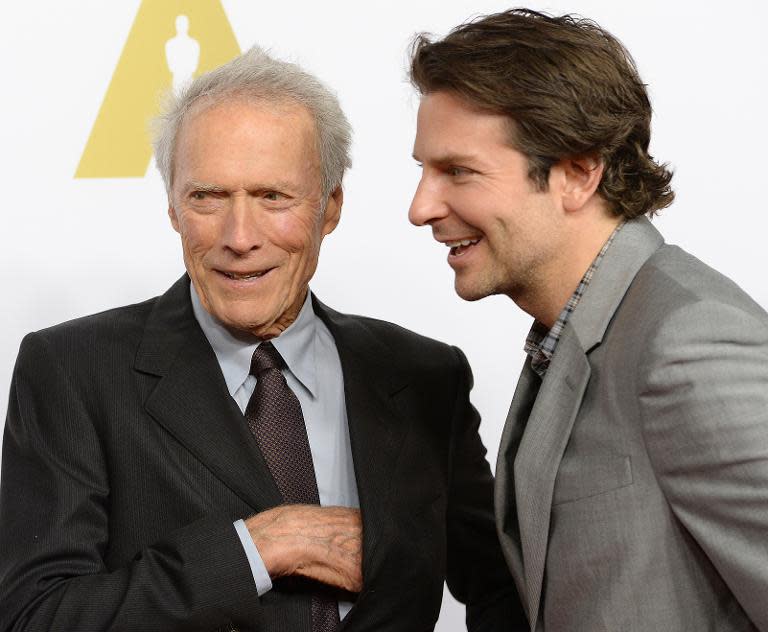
[190,284,359,619]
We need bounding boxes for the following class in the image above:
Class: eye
[448,166,472,177]
[190,190,208,200]
[261,190,289,202]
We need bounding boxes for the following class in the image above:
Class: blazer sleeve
[444,347,528,632]
[638,299,768,631]
[0,332,261,632]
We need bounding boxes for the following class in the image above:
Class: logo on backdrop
[75,0,240,179]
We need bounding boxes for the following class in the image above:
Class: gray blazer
[495,217,768,631]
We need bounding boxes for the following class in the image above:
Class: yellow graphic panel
[76,0,240,178]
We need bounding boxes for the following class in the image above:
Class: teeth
[446,238,480,248]
[225,271,265,280]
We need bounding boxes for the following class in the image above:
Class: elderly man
[0,48,521,631]
[408,8,768,632]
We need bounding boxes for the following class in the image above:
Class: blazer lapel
[514,330,590,628]
[569,216,665,350]
[313,299,410,582]
[135,277,282,512]
[495,360,540,620]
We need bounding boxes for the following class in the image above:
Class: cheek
[271,213,323,256]
[178,215,219,258]
[449,186,496,225]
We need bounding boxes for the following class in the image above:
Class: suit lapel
[495,360,539,620]
[514,330,590,628]
[135,277,282,512]
[313,298,410,581]
[569,216,665,350]
[135,281,411,551]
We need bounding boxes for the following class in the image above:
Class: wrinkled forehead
[172,94,321,178]
[179,93,317,141]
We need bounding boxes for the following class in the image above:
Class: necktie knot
[250,341,284,375]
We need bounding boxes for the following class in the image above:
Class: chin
[210,303,268,334]
[454,280,492,303]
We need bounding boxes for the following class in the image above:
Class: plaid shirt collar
[524,222,624,378]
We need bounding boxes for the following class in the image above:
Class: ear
[557,156,604,213]
[168,204,181,233]
[321,186,343,236]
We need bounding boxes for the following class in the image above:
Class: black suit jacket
[0,277,523,631]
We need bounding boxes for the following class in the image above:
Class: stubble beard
[453,263,508,302]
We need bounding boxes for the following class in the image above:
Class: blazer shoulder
[613,245,768,382]
[634,244,767,322]
[19,295,159,361]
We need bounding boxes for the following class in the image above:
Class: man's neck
[518,215,622,328]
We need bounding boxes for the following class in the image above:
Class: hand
[245,505,363,593]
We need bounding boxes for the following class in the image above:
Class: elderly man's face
[169,99,341,338]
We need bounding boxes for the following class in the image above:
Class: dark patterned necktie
[244,341,340,632]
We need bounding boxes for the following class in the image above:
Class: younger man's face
[409,91,563,302]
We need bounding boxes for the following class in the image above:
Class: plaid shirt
[524,222,624,378]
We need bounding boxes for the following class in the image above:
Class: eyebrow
[412,152,479,166]
[184,180,299,193]
[185,181,227,194]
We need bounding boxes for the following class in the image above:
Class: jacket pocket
[552,455,633,505]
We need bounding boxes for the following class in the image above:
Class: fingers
[245,505,363,593]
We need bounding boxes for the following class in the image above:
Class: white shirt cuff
[233,519,273,595]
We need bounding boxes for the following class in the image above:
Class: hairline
[152,46,352,214]
[167,92,326,206]
[416,87,556,190]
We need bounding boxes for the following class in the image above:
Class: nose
[408,173,449,227]
[222,194,263,254]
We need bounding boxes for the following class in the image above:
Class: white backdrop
[1,1,767,628]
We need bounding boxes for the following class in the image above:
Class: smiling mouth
[219,269,273,280]
[446,238,481,257]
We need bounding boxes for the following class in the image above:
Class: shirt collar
[190,282,318,397]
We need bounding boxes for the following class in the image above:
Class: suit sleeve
[445,347,528,632]
[0,332,261,632]
[638,299,768,631]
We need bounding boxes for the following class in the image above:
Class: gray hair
[152,46,352,201]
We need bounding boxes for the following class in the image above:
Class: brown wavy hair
[409,8,674,218]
